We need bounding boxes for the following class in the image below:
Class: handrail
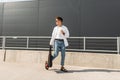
[0,36,119,54]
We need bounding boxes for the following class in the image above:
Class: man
[46,17,69,72]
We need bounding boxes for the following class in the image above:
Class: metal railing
[0,36,119,54]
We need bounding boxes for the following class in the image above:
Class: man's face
[56,19,62,26]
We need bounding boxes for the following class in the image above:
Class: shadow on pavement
[50,69,120,74]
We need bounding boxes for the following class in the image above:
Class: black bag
[48,46,53,67]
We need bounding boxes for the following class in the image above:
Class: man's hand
[61,30,65,35]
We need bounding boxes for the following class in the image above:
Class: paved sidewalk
[0,63,120,80]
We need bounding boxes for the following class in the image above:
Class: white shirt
[50,25,70,47]
[55,26,66,39]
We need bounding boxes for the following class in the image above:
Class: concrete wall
[0,50,120,69]
[0,50,5,62]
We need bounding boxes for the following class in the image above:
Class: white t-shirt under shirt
[55,26,65,39]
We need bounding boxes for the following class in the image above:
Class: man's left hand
[61,30,65,35]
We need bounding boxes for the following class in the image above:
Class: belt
[55,39,64,41]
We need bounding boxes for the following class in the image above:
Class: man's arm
[64,27,69,38]
[61,27,69,38]
[50,27,56,45]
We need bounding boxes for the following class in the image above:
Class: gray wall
[0,3,3,36]
[0,0,120,36]
[3,1,39,36]
[80,0,120,37]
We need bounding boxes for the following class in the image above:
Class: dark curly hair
[56,16,63,22]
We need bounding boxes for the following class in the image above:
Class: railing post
[2,36,6,62]
[2,36,6,50]
[117,37,120,54]
[26,37,29,49]
[83,37,86,51]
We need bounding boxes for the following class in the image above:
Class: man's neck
[57,25,62,27]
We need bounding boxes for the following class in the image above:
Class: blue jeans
[52,40,66,66]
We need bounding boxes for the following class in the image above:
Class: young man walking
[46,17,69,72]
